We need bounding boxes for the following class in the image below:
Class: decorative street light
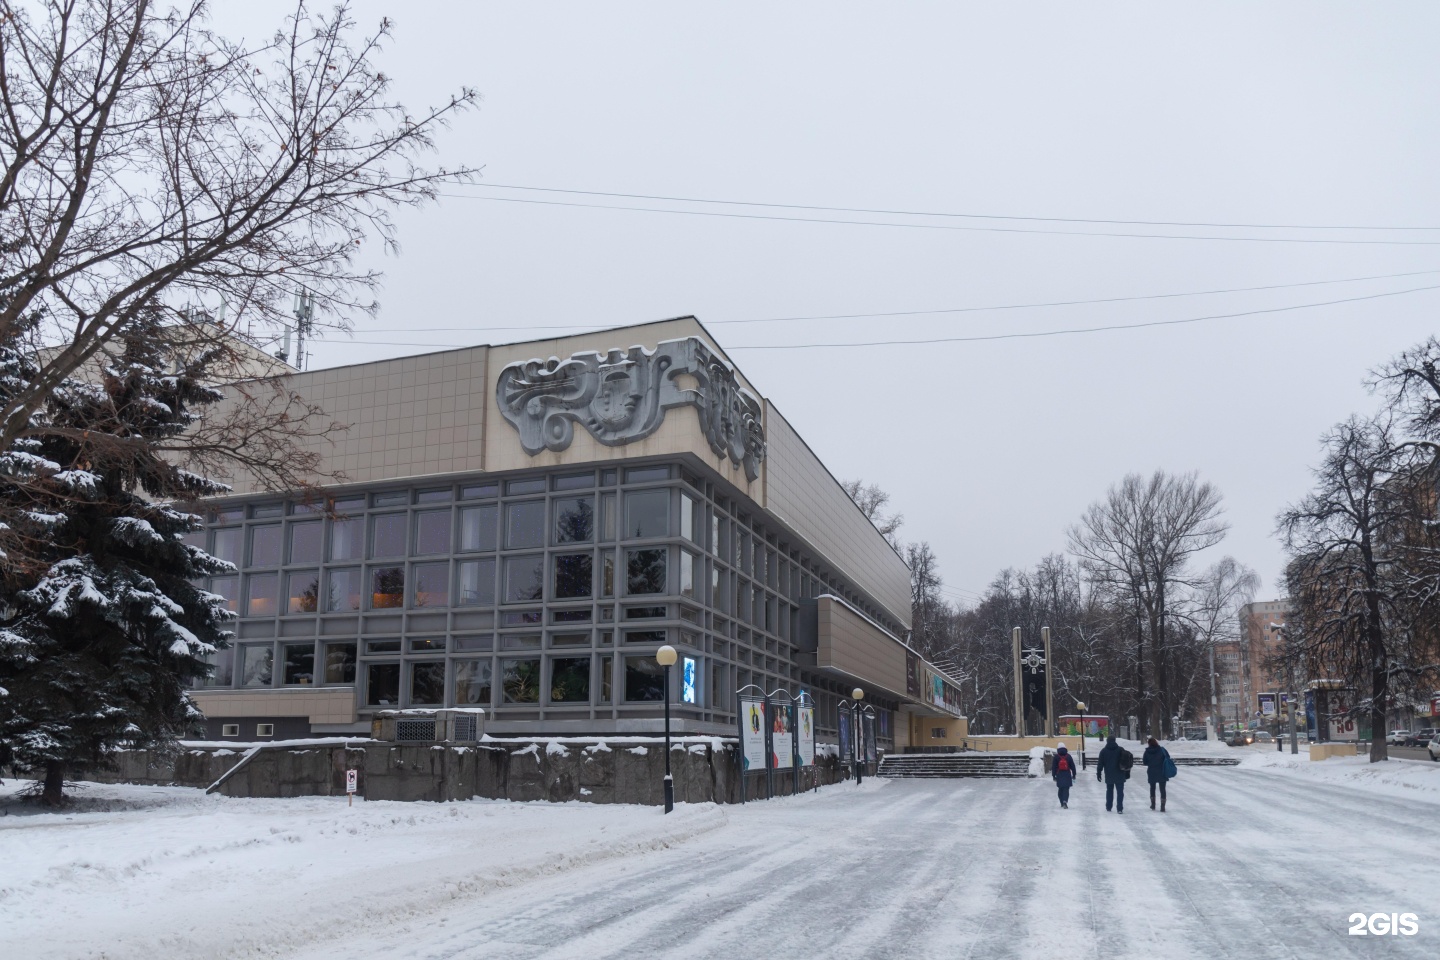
[1076,701,1088,770]
[657,644,678,813]
[852,688,865,784]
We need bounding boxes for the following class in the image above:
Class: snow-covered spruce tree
[0,321,234,805]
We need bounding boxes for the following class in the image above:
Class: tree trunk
[42,759,65,806]
[1369,625,1389,763]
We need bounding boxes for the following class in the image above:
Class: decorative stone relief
[496,336,767,481]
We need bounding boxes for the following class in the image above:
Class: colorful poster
[771,703,793,770]
[682,657,697,704]
[797,706,816,767]
[739,696,767,771]
[838,709,853,762]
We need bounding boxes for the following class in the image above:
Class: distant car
[1255,731,1274,742]
[1228,731,1255,746]
[1404,728,1438,746]
[1186,731,1208,741]
[1386,730,1412,746]
[1429,738,1440,762]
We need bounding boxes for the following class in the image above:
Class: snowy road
[283,770,1437,960]
[5,764,1438,960]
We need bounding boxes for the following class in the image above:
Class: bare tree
[1174,556,1259,731]
[1280,415,1419,762]
[841,478,903,547]
[1068,470,1228,735]
[0,0,474,570]
[906,540,945,660]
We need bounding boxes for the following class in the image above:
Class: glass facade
[198,462,903,738]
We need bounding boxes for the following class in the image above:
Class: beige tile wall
[763,405,912,626]
[816,596,909,698]
[191,687,356,724]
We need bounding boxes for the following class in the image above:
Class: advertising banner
[1058,715,1110,739]
[1326,690,1358,741]
[1258,693,1277,717]
[797,706,816,767]
[771,702,793,770]
[682,657,697,705]
[838,709,853,763]
[739,696,767,771]
[864,714,877,764]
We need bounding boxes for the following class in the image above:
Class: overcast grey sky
[219,2,1440,607]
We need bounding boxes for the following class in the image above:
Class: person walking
[1052,743,1076,808]
[1096,735,1130,813]
[1142,736,1175,811]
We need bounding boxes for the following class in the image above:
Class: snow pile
[0,779,726,960]
[1239,747,1440,801]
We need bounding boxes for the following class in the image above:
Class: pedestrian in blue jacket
[1096,735,1130,813]
[1052,743,1076,808]
[1142,736,1173,812]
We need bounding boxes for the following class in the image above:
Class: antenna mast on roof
[293,286,315,370]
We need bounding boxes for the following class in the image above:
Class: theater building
[188,317,966,748]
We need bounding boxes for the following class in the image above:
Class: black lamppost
[1076,701,1088,770]
[657,644,677,813]
[852,687,865,783]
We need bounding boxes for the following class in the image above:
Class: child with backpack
[1052,743,1076,808]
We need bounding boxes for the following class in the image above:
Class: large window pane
[330,516,363,561]
[680,552,696,599]
[201,646,234,687]
[553,497,594,544]
[553,553,593,600]
[601,493,616,540]
[322,642,356,684]
[245,573,279,617]
[240,645,273,687]
[550,657,590,703]
[459,505,497,552]
[210,576,238,614]
[370,566,404,609]
[504,555,544,603]
[412,562,449,608]
[366,662,400,706]
[326,568,361,612]
[410,662,446,705]
[623,490,669,539]
[414,510,451,556]
[626,548,666,595]
[680,493,697,544]
[285,570,320,614]
[501,658,541,703]
[249,524,282,567]
[212,528,242,566]
[458,559,496,605]
[371,514,407,558]
[288,521,323,564]
[454,660,492,705]
[625,656,665,702]
[505,501,545,549]
[282,643,315,684]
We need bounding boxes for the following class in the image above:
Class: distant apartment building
[1213,600,1292,726]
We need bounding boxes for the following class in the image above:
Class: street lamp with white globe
[657,644,677,813]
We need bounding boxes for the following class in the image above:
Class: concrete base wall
[87,740,859,804]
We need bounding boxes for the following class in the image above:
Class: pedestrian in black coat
[1052,743,1076,808]
[1142,737,1172,811]
[1095,735,1128,813]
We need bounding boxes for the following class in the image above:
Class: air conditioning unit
[371,709,485,743]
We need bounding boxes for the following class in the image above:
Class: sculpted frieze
[495,336,766,481]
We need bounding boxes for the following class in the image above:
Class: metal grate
[452,714,478,742]
[395,718,437,741]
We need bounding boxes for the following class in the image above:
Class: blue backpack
[1163,749,1178,780]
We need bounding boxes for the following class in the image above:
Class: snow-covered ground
[3,758,1438,960]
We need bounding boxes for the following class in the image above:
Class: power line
[349,268,1440,335]
[324,282,1440,352]
[726,283,1440,351]
[464,182,1440,232]
[445,190,1440,246]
